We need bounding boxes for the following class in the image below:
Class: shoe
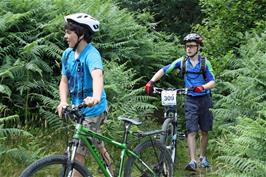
[200,157,209,168]
[185,160,197,171]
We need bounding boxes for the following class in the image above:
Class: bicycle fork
[164,111,178,163]
[170,121,177,163]
[64,139,79,177]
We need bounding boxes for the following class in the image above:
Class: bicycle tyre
[124,140,173,177]
[19,155,92,177]
[160,118,177,163]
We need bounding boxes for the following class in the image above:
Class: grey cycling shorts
[185,94,213,133]
[76,111,107,156]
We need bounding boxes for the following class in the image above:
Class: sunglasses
[185,44,198,48]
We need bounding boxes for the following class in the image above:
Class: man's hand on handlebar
[192,86,205,93]
[145,80,154,96]
[84,97,100,107]
[57,102,69,118]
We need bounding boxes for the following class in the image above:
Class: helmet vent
[93,25,99,29]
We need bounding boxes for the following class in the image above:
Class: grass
[173,139,218,177]
[1,122,219,177]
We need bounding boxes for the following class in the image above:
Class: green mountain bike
[19,103,173,177]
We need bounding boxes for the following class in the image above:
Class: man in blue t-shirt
[57,13,113,176]
[145,33,216,171]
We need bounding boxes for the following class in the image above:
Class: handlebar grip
[78,102,87,109]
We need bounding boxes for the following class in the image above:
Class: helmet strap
[187,45,199,58]
[73,35,84,51]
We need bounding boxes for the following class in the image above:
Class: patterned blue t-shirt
[61,43,107,117]
[162,55,215,96]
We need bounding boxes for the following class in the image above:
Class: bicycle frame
[70,122,156,177]
[163,105,178,159]
[163,102,185,141]
[154,87,188,162]
[157,87,188,139]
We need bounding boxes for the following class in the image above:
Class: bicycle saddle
[118,116,142,125]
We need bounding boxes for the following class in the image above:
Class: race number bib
[161,90,177,106]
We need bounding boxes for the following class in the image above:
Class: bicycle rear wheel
[125,140,173,177]
[19,155,91,177]
[160,118,176,163]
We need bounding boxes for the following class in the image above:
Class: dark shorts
[77,111,107,156]
[185,94,213,133]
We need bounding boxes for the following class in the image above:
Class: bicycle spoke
[126,141,173,177]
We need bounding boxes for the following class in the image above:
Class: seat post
[122,122,131,144]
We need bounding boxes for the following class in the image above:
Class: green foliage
[207,28,266,177]
[2,0,265,176]
[115,0,203,37]
[0,1,61,128]
[196,0,266,73]
[105,61,156,119]
[213,31,266,128]
[214,117,266,177]
[91,1,180,80]
[103,60,158,139]
[0,2,178,172]
[0,0,179,128]
[0,116,31,137]
[0,115,34,176]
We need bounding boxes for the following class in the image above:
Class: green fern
[213,31,266,127]
[105,60,156,119]
[215,117,266,177]
[0,2,181,175]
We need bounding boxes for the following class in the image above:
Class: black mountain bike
[153,87,191,163]
[19,103,173,177]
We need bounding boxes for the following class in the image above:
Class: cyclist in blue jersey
[145,33,215,171]
[56,13,113,176]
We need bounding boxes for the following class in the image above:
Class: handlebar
[153,87,194,95]
[63,102,87,122]
[63,102,86,113]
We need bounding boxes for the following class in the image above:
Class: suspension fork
[171,112,178,146]
[63,139,79,177]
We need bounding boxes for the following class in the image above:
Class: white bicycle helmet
[64,13,100,33]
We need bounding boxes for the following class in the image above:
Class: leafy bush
[196,0,266,73]
[213,31,266,128]
[0,0,179,128]
[214,117,266,177]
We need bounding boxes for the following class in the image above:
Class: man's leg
[198,94,213,167]
[184,96,199,171]
[98,146,114,176]
[199,130,210,167]
[187,132,197,161]
[185,132,198,171]
[88,113,114,176]
[200,131,208,157]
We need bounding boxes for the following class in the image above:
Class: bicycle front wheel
[160,118,176,163]
[19,155,92,177]
[125,140,173,177]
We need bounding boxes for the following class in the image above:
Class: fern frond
[0,115,19,124]
[215,117,266,176]
[0,128,31,138]
[0,84,11,97]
